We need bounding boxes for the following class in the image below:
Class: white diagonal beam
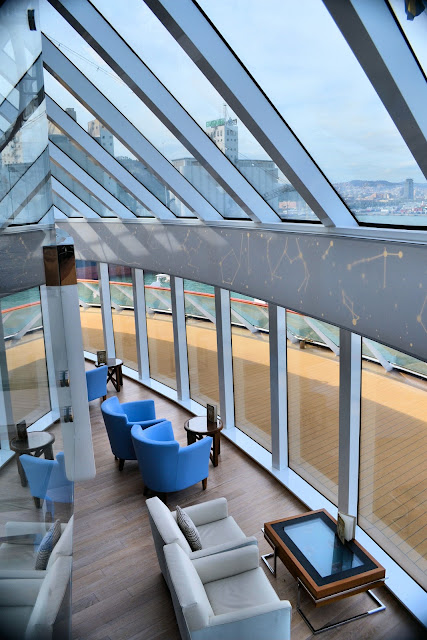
[47,0,279,224]
[50,143,136,219]
[303,316,340,356]
[185,294,216,324]
[324,0,427,179]
[46,96,175,221]
[42,35,222,222]
[144,0,358,228]
[362,337,393,372]
[51,177,99,219]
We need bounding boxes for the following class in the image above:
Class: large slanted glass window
[76,260,104,355]
[44,73,191,218]
[90,0,318,223]
[199,0,427,227]
[184,279,219,408]
[1,287,51,426]
[144,271,176,390]
[109,264,137,371]
[50,161,115,217]
[231,293,271,451]
[287,311,339,504]
[41,7,249,220]
[359,343,427,590]
[388,0,427,76]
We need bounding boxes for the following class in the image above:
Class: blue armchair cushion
[86,365,108,402]
[176,506,202,551]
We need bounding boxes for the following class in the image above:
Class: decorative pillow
[176,505,202,551]
[35,519,61,570]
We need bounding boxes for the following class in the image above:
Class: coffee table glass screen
[272,511,377,586]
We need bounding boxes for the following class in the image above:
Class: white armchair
[164,542,291,640]
[146,497,257,584]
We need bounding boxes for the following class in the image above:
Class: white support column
[215,287,235,430]
[40,284,60,419]
[170,276,190,402]
[0,315,14,448]
[269,304,288,470]
[133,268,150,382]
[98,262,115,359]
[338,329,362,517]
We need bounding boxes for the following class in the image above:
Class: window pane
[109,264,137,371]
[76,260,104,354]
[91,0,318,222]
[199,0,427,227]
[287,311,339,504]
[359,346,427,589]
[1,287,51,425]
[144,272,176,390]
[231,293,271,451]
[388,0,427,76]
[184,279,219,407]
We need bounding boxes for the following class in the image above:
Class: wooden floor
[70,373,425,640]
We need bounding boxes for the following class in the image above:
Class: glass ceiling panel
[53,191,83,218]
[198,0,427,228]
[90,0,318,223]
[49,124,153,217]
[50,161,116,217]
[41,5,249,220]
[388,0,427,76]
[44,72,193,218]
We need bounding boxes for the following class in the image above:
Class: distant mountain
[340,180,427,188]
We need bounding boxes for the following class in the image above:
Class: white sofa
[165,542,291,640]
[146,497,257,583]
[0,517,74,639]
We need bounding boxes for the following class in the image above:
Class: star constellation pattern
[266,236,310,292]
[342,289,360,326]
[417,295,427,335]
[322,240,334,260]
[347,248,403,289]
[181,229,203,271]
[219,234,249,287]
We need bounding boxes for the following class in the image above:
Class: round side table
[184,416,223,467]
[10,431,56,494]
[96,357,123,391]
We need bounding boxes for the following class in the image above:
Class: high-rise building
[206,116,238,163]
[87,118,115,156]
[403,178,414,200]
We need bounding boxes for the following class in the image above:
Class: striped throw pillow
[35,519,61,570]
[176,505,202,551]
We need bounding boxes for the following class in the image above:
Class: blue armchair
[19,452,73,516]
[131,420,212,501]
[101,395,165,470]
[86,365,108,402]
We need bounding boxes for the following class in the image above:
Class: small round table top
[96,358,123,368]
[10,431,55,454]
[184,416,223,435]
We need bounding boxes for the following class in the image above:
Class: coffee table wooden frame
[263,509,386,634]
[184,416,223,466]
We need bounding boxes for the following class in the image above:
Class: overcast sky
[41,0,426,184]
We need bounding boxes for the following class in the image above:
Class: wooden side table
[96,357,123,391]
[10,431,56,501]
[184,416,223,467]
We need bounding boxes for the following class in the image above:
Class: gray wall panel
[0,229,52,297]
[58,220,427,362]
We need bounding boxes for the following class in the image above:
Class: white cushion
[1,605,33,639]
[25,555,72,640]
[176,506,202,552]
[0,578,42,606]
[164,543,213,632]
[205,567,280,616]
[47,516,73,569]
[0,543,37,570]
[181,498,228,526]
[146,497,191,553]
[197,516,245,549]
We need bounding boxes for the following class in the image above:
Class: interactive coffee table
[263,509,386,634]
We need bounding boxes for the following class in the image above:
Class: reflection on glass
[51,161,114,217]
[1,287,51,425]
[91,0,318,222]
[40,6,249,220]
[199,0,427,227]
[144,271,176,390]
[109,264,137,371]
[53,192,83,217]
[231,293,271,451]
[184,279,219,407]
[359,346,427,590]
[287,311,339,504]
[76,260,105,354]
[44,78,192,217]
[49,126,152,217]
